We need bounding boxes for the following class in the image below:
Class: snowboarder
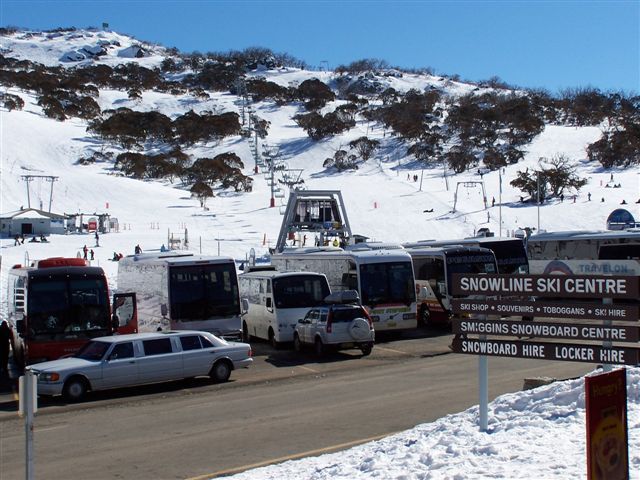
[14,234,19,246]
[560,194,564,202]
[588,192,591,201]
[83,245,88,259]
[90,249,95,260]
[94,231,100,247]
[491,197,495,207]
[134,244,142,254]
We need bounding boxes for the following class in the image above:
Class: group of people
[82,245,95,260]
[407,174,419,182]
[13,234,48,245]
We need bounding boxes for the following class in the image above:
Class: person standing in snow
[94,231,100,247]
[83,245,88,259]
[134,244,142,254]
[0,320,11,377]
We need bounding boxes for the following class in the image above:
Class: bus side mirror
[16,319,25,336]
[160,304,168,317]
[265,297,272,309]
[241,298,249,314]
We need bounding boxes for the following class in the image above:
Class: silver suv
[293,291,375,356]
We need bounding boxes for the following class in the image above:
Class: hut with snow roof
[0,208,67,237]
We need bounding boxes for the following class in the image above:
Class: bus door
[113,293,138,334]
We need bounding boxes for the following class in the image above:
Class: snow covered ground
[1,28,639,480]
[223,367,640,480]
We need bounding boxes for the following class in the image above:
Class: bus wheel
[360,344,373,356]
[419,306,431,327]
[63,376,88,402]
[268,328,280,350]
[210,360,232,383]
[242,322,250,343]
[293,333,302,352]
[314,337,324,356]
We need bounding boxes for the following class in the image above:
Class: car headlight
[39,372,60,382]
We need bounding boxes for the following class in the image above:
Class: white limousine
[31,331,253,401]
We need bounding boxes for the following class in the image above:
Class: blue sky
[1,0,638,94]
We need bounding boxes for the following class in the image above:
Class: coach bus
[526,229,640,261]
[238,267,331,346]
[403,245,498,327]
[404,237,528,275]
[7,257,137,367]
[271,247,417,332]
[117,252,241,338]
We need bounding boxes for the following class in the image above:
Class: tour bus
[404,237,528,275]
[117,252,241,338]
[403,245,498,327]
[7,257,137,367]
[271,247,417,332]
[526,229,640,261]
[238,267,331,346]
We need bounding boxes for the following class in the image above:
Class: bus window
[272,275,330,308]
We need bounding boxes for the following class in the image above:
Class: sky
[1,28,640,479]
[1,0,638,95]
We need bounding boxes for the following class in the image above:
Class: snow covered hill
[1,28,638,296]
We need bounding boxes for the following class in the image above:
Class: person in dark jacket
[0,321,11,376]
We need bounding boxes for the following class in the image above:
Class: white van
[239,267,330,347]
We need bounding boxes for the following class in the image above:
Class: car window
[305,310,315,321]
[320,311,327,323]
[109,342,134,360]
[200,335,215,348]
[331,306,362,322]
[180,335,202,351]
[142,338,173,356]
[75,340,110,361]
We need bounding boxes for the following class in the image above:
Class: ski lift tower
[275,190,353,252]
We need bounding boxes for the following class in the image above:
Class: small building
[607,209,639,230]
[0,208,67,237]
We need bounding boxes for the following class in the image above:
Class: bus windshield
[27,276,111,341]
[169,263,240,321]
[481,240,528,274]
[446,252,497,290]
[273,275,330,308]
[359,261,415,307]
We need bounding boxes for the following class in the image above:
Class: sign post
[449,273,640,438]
[19,368,38,480]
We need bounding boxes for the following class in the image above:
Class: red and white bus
[6,257,137,367]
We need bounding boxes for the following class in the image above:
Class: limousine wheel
[293,333,302,352]
[210,360,232,383]
[63,376,88,402]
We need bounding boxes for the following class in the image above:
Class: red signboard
[585,369,628,480]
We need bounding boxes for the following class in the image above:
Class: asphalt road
[0,330,594,479]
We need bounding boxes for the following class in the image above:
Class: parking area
[0,326,452,414]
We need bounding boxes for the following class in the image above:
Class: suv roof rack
[323,290,360,305]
